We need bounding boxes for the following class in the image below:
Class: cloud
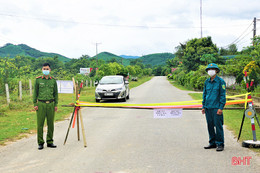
[0,0,259,58]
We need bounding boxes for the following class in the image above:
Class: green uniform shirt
[202,75,226,110]
[33,76,58,107]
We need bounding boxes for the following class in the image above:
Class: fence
[2,79,96,105]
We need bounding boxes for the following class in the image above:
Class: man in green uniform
[202,63,226,152]
[33,63,58,150]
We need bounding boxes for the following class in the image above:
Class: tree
[181,36,220,71]
[228,44,238,55]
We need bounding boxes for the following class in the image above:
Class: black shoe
[38,144,44,150]
[216,145,224,152]
[47,143,57,148]
[204,144,217,149]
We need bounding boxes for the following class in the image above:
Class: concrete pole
[5,84,10,105]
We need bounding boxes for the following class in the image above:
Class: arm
[54,80,58,107]
[202,80,207,109]
[202,80,207,114]
[219,80,226,110]
[33,79,38,107]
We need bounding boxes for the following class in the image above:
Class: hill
[92,52,131,66]
[120,55,140,59]
[139,53,175,66]
[0,43,71,62]
[92,52,175,67]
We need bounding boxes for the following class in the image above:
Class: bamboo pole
[79,109,87,147]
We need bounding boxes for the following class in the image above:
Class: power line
[0,12,255,30]
[222,21,253,48]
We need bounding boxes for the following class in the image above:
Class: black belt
[38,99,54,104]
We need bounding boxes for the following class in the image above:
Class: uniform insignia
[222,84,226,90]
[36,76,42,79]
[210,64,213,66]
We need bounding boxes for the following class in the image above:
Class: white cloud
[0,0,259,58]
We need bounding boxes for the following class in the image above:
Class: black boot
[38,144,44,150]
[47,143,57,148]
[204,144,216,149]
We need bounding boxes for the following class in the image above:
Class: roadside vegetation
[0,76,152,145]
[166,36,260,153]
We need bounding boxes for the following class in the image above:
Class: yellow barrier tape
[245,93,248,110]
[226,93,250,98]
[75,99,252,108]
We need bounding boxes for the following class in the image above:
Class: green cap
[206,63,220,73]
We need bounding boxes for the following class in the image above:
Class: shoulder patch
[36,76,42,79]
[222,84,226,90]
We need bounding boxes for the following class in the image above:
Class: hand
[202,109,205,114]
[34,106,38,111]
[217,109,223,115]
[55,107,58,112]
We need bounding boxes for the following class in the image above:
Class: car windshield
[99,76,123,84]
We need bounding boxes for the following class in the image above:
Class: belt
[38,99,54,104]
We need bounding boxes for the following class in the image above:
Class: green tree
[181,36,220,71]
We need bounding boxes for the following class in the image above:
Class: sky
[0,0,259,58]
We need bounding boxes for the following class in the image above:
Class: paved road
[1,76,260,173]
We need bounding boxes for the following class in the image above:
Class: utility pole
[95,42,102,67]
[253,17,257,46]
[200,0,203,38]
[253,17,256,38]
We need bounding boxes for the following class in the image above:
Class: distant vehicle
[95,75,130,102]
[131,77,138,81]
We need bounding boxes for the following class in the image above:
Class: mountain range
[0,43,70,62]
[0,43,175,66]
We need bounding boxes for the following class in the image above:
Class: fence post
[19,81,22,100]
[5,84,10,105]
[29,79,32,96]
[86,80,88,88]
[90,80,92,88]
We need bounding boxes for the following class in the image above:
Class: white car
[95,75,130,102]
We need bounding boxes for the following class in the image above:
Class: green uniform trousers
[37,101,55,145]
[205,108,224,146]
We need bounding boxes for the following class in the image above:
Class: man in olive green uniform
[33,63,58,150]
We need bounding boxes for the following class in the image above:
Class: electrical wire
[222,21,253,48]
[0,12,255,30]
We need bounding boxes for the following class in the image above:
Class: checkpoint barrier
[62,81,260,148]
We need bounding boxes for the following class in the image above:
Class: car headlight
[96,88,103,92]
[115,87,123,91]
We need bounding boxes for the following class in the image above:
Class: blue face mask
[43,70,50,76]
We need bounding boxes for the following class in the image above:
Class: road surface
[0,76,260,173]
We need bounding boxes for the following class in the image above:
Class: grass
[168,79,193,91]
[0,76,153,145]
[189,92,260,154]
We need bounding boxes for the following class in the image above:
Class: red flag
[244,71,247,77]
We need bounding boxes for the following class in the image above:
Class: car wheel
[126,94,130,99]
[96,99,100,103]
[121,96,127,102]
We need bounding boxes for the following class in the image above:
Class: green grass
[168,79,193,91]
[0,76,153,145]
[189,93,260,154]
[129,76,153,89]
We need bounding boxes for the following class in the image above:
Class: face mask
[208,70,216,77]
[43,70,50,76]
